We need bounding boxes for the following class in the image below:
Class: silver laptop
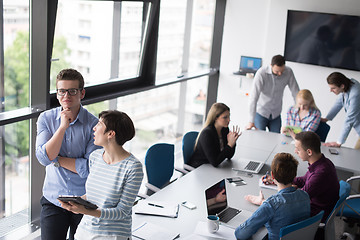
[232,158,265,174]
[205,179,241,223]
[233,56,262,76]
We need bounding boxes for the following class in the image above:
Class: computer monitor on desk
[234,56,262,76]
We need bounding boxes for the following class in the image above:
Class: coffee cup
[207,215,220,233]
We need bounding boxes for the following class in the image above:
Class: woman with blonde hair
[282,89,321,137]
[188,103,241,168]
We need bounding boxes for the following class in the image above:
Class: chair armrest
[346,194,360,201]
[346,176,360,183]
[175,167,189,175]
[137,192,149,199]
[184,164,195,172]
[145,183,161,193]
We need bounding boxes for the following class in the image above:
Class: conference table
[132,130,360,239]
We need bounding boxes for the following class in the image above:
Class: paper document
[194,221,236,240]
[134,200,179,218]
[132,222,180,240]
[259,178,277,190]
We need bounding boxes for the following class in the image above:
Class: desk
[132,163,270,240]
[132,130,360,239]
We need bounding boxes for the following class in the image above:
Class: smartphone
[329,148,339,155]
[181,201,196,210]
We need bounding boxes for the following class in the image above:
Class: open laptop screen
[240,56,262,71]
[205,179,228,215]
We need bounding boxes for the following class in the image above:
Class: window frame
[0,0,226,226]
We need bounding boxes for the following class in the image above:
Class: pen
[148,203,164,208]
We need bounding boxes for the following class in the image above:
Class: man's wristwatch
[54,161,60,168]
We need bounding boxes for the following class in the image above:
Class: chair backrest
[182,131,199,164]
[315,121,330,142]
[324,180,351,240]
[145,143,175,189]
[280,210,324,240]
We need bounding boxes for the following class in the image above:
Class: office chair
[181,131,198,173]
[144,143,175,196]
[279,210,324,240]
[315,121,330,142]
[339,176,360,240]
[319,180,351,240]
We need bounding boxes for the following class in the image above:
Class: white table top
[132,130,360,239]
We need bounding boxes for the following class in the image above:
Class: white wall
[218,0,360,147]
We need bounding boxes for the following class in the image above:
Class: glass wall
[0,0,223,236]
[0,0,31,230]
[2,0,29,110]
[51,1,146,90]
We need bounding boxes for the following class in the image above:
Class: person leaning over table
[246,54,300,133]
[234,152,310,240]
[59,110,144,240]
[188,102,241,168]
[35,68,101,240]
[281,89,321,138]
[322,72,360,149]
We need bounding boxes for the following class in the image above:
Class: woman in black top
[188,103,241,168]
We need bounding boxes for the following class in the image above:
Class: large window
[50,1,146,90]
[156,0,215,83]
[0,0,31,232]
[0,0,224,237]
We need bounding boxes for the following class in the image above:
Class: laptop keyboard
[218,208,241,223]
[244,161,260,171]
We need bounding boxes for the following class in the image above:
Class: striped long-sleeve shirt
[286,106,321,132]
[77,148,143,238]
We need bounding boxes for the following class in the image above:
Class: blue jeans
[254,113,281,133]
[40,196,83,240]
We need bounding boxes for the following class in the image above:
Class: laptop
[233,56,262,76]
[205,179,241,223]
[232,158,265,174]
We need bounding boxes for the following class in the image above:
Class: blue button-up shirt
[35,105,100,207]
[326,78,360,144]
[234,187,310,240]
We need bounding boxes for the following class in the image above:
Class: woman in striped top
[281,89,321,138]
[59,110,144,240]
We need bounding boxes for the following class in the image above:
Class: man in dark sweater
[293,131,339,222]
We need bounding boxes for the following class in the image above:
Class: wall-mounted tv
[284,10,360,71]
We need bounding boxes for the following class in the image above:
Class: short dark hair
[271,55,286,66]
[99,110,135,146]
[295,131,321,154]
[327,72,353,92]
[271,152,298,185]
[56,68,85,89]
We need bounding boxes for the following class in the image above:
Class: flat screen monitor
[284,10,360,71]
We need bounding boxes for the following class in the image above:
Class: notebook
[205,179,241,223]
[233,56,262,76]
[232,158,265,174]
[134,200,179,218]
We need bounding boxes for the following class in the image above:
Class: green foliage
[4,31,29,110]
[84,101,109,117]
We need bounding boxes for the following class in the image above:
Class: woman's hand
[323,142,341,147]
[227,125,242,147]
[58,200,85,215]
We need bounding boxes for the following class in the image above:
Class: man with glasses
[36,68,100,240]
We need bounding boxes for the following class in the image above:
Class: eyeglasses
[56,88,82,96]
